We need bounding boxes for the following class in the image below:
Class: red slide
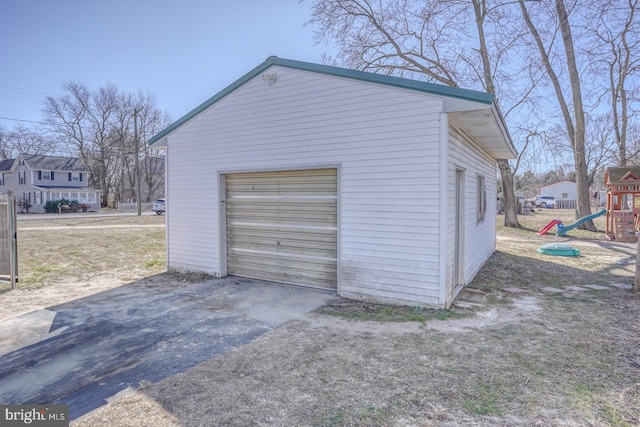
[537,219,562,235]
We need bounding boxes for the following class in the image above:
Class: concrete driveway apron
[0,277,335,420]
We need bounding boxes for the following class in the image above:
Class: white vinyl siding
[539,180,578,200]
[446,122,497,305]
[165,66,445,305]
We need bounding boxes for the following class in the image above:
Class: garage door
[226,169,337,289]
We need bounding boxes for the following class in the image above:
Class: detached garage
[150,56,516,308]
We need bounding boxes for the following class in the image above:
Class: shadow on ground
[0,276,335,420]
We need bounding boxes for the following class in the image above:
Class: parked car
[534,196,556,208]
[516,196,535,214]
[152,198,166,215]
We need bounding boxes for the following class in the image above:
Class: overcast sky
[0,0,330,128]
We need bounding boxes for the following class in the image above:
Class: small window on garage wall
[477,175,486,223]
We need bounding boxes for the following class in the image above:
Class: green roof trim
[149,56,494,145]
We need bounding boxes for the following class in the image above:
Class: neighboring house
[538,180,577,201]
[0,154,101,213]
[149,56,516,308]
[538,180,605,207]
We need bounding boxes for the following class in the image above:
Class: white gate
[0,192,18,289]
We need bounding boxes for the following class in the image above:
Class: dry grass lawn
[0,213,167,319]
[2,210,639,426]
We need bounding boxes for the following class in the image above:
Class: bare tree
[114,92,169,203]
[134,92,170,202]
[44,82,115,205]
[625,121,640,164]
[585,113,621,184]
[469,0,536,227]
[0,125,6,160]
[586,0,639,166]
[517,0,596,229]
[0,124,58,160]
[44,83,170,207]
[311,0,466,84]
[310,0,533,227]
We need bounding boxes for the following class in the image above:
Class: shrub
[44,198,79,213]
[44,200,60,213]
[18,196,33,213]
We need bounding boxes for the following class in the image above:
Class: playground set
[537,166,640,243]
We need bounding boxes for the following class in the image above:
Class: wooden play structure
[605,166,640,242]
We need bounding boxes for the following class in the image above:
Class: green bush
[44,198,79,213]
[44,200,60,213]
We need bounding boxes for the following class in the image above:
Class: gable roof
[606,166,640,184]
[149,56,516,158]
[20,154,87,172]
[540,180,576,189]
[0,159,15,172]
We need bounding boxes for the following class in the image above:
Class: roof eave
[490,103,518,159]
[148,56,496,146]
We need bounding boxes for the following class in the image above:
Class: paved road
[16,211,158,221]
[19,224,165,231]
[0,277,335,420]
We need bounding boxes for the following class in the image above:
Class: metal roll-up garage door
[226,168,337,289]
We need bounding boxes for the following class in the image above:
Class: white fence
[555,200,577,209]
[117,202,154,212]
[555,200,605,209]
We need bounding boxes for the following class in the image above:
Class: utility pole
[133,107,143,216]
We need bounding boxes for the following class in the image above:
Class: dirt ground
[0,277,131,321]
[71,292,640,427]
[71,212,640,427]
[3,212,639,426]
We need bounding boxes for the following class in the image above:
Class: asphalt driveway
[0,276,335,420]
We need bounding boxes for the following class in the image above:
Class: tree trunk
[471,1,519,228]
[556,0,596,231]
[498,160,519,227]
[574,153,595,228]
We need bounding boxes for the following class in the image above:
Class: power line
[0,85,52,103]
[0,84,52,97]
[0,116,45,124]
[0,93,44,103]
[0,86,50,104]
